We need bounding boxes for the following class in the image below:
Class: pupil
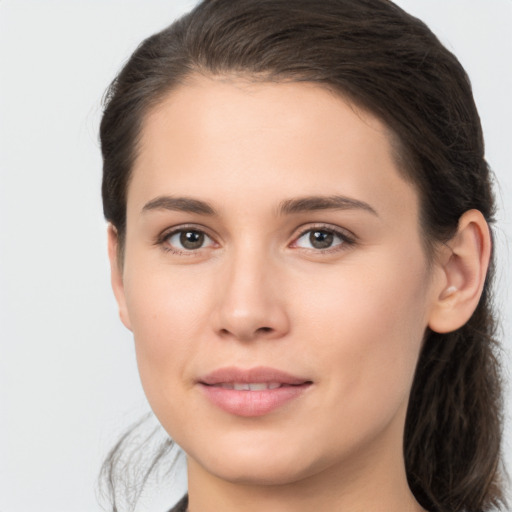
[180,231,204,249]
[310,230,333,249]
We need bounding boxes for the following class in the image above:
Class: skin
[109,76,491,512]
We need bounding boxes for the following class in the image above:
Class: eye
[293,227,352,251]
[163,229,216,252]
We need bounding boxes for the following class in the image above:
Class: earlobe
[428,210,491,334]
[107,224,132,331]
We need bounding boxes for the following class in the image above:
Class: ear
[428,210,491,334]
[107,224,132,331]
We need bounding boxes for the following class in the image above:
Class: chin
[187,432,329,486]
[203,455,315,486]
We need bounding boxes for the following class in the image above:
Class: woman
[99,0,507,511]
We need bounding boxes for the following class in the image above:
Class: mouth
[208,382,288,390]
[199,366,311,386]
[198,366,313,417]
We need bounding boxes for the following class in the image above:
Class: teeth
[247,383,269,391]
[216,382,282,390]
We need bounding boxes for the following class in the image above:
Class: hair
[99,1,507,511]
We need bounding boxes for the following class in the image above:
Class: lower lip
[199,384,311,417]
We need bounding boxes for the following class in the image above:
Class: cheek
[294,250,430,424]
[123,261,215,407]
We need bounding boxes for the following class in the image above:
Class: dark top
[168,494,188,512]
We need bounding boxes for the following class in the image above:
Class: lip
[198,366,312,417]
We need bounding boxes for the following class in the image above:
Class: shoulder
[168,494,188,512]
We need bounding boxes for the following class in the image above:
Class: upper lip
[199,366,311,385]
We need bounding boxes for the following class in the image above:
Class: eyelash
[156,224,217,256]
[156,224,356,256]
[292,224,356,254]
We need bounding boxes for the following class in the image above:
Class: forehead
[130,75,419,225]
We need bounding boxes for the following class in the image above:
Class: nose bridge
[214,240,288,341]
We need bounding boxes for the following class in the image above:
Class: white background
[0,1,511,511]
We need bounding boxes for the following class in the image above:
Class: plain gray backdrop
[1,1,511,511]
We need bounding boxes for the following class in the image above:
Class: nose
[213,249,290,342]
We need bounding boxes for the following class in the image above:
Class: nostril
[218,325,275,341]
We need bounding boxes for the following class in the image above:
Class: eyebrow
[142,196,217,215]
[278,195,378,216]
[141,194,378,217]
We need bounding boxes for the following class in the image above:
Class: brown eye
[309,230,334,249]
[294,228,350,251]
[165,229,214,251]
[180,230,204,249]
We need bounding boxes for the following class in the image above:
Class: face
[111,77,443,486]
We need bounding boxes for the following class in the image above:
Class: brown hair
[99,1,506,510]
